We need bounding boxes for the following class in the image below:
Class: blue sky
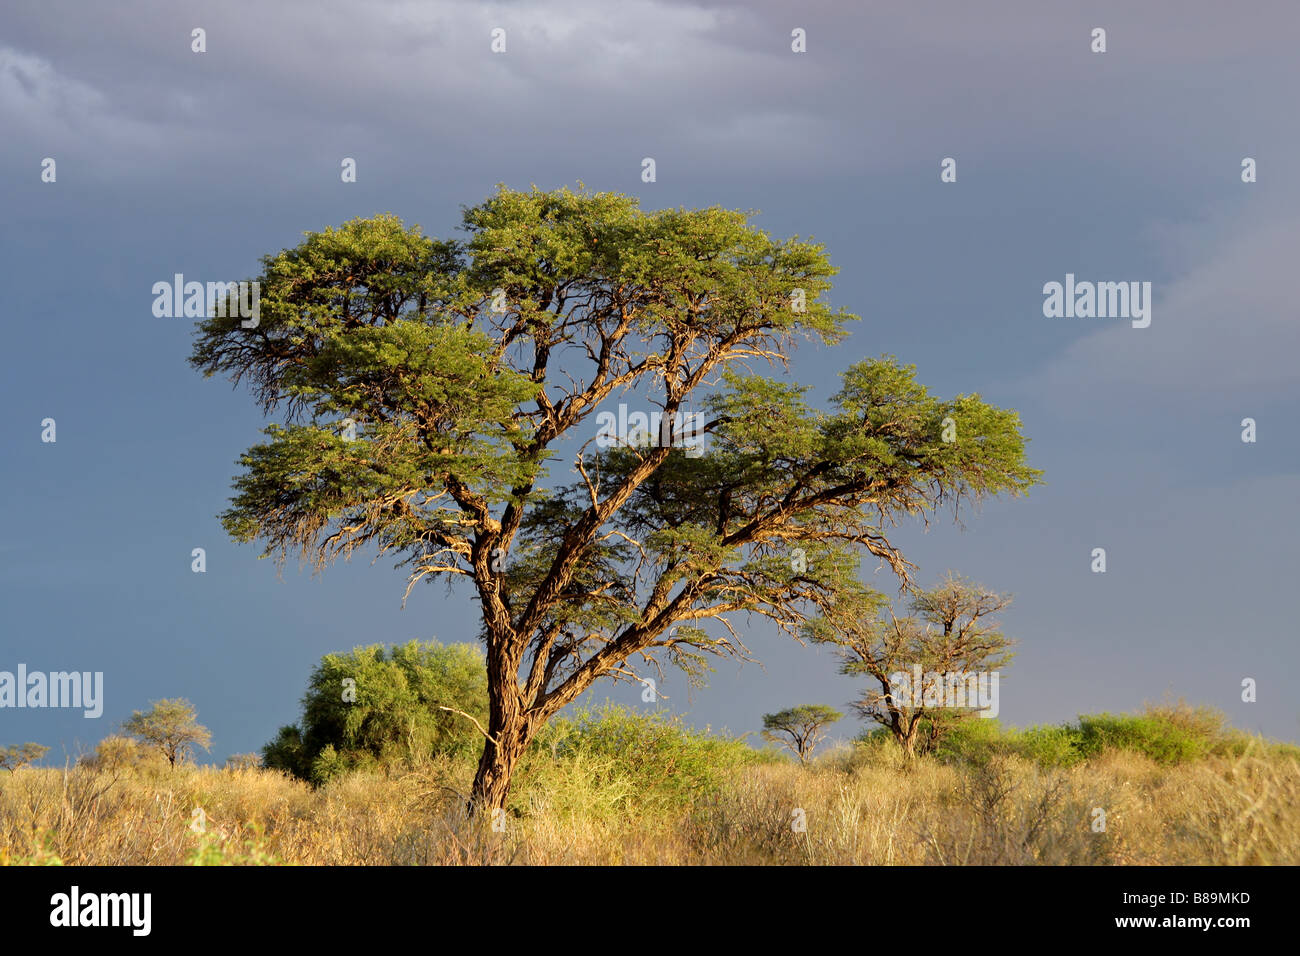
[2,0,1297,764]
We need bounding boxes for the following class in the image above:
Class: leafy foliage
[1076,709,1221,765]
[526,704,764,812]
[186,824,283,866]
[263,640,488,784]
[921,702,1241,768]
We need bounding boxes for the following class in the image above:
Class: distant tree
[809,573,1015,757]
[262,639,488,784]
[0,742,49,772]
[224,753,263,771]
[761,705,843,764]
[122,698,213,768]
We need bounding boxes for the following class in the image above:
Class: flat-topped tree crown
[191,184,1041,809]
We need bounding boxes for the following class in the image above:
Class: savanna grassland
[2,703,1297,866]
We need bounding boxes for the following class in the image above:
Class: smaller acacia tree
[809,573,1014,757]
[0,742,49,772]
[122,698,212,768]
[761,705,843,764]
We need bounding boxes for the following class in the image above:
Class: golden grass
[2,744,1296,865]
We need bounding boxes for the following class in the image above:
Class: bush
[852,727,894,747]
[924,720,1086,769]
[1075,702,1226,765]
[1010,724,1085,768]
[932,718,1010,764]
[79,735,170,775]
[522,704,763,815]
[877,701,1232,769]
[82,735,140,771]
[264,640,488,785]
[843,729,912,772]
[261,725,308,779]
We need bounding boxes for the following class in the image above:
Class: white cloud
[0,47,169,159]
[0,48,105,130]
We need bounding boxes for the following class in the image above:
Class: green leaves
[703,372,821,464]
[219,319,541,568]
[190,214,460,412]
[762,704,844,731]
[265,640,489,785]
[824,356,1041,509]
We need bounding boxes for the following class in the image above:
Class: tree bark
[898,719,919,758]
[469,717,530,813]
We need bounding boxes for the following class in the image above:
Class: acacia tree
[0,743,49,772]
[808,573,1015,756]
[191,185,1041,811]
[122,698,213,768]
[761,705,843,764]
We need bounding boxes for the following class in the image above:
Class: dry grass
[2,741,1296,865]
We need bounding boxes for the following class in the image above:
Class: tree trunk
[898,723,918,758]
[469,720,530,813]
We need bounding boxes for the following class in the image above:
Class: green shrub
[1075,703,1225,764]
[852,726,895,748]
[925,702,1231,768]
[840,700,1275,771]
[843,729,915,772]
[920,719,1088,769]
[932,718,1010,764]
[308,744,353,786]
[264,639,488,784]
[521,704,762,815]
[1009,724,1085,768]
